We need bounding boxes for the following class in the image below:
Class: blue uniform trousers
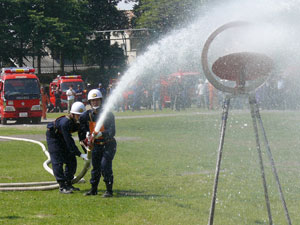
[90,139,117,187]
[46,130,77,182]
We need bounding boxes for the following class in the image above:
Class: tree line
[0,0,128,77]
[0,0,208,83]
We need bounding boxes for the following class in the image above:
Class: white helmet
[70,101,86,115]
[88,89,103,101]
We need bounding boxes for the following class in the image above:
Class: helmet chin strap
[89,98,102,111]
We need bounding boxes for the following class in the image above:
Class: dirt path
[0,111,220,128]
[0,134,141,142]
[0,111,220,141]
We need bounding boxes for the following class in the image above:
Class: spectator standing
[169,82,176,110]
[208,82,216,110]
[277,77,286,110]
[41,87,50,120]
[75,84,83,102]
[131,83,142,112]
[174,78,182,111]
[204,80,210,109]
[196,79,206,108]
[54,87,62,112]
[181,80,188,110]
[116,94,125,112]
[97,83,106,99]
[144,85,152,110]
[66,85,76,113]
[86,83,92,93]
[153,81,162,111]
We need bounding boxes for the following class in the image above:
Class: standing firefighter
[54,86,62,112]
[41,87,50,120]
[79,89,117,197]
[46,101,88,194]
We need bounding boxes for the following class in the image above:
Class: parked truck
[0,67,42,124]
[49,75,86,110]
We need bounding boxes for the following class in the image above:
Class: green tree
[133,0,207,40]
[27,0,56,75]
[83,0,129,82]
[3,0,34,67]
[0,0,16,66]
[130,0,209,67]
[0,0,128,83]
[44,0,90,75]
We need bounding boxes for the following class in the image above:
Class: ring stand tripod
[201,21,291,225]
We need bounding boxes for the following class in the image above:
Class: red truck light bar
[2,67,35,74]
[60,75,82,79]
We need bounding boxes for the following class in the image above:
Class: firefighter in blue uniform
[79,89,117,197]
[46,101,88,194]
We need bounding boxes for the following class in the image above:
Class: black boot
[84,186,98,196]
[58,181,73,194]
[66,181,80,191]
[102,182,113,198]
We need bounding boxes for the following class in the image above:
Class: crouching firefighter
[79,89,117,197]
[46,101,88,194]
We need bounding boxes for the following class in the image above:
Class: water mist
[95,0,300,132]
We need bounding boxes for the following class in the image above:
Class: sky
[117,0,136,10]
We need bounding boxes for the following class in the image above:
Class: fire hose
[0,136,91,191]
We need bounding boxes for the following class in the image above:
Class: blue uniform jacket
[47,116,81,156]
[79,109,115,142]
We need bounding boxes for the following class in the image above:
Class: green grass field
[1,108,300,224]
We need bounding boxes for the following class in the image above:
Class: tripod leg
[208,95,230,225]
[249,95,273,225]
[250,95,292,225]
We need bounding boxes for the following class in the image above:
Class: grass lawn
[1,108,300,224]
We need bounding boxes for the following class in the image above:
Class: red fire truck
[0,67,42,125]
[49,75,86,110]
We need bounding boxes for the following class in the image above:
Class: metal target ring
[201,21,273,94]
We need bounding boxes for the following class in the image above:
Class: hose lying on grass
[0,136,91,191]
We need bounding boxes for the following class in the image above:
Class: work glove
[87,133,94,143]
[80,153,88,161]
[86,132,90,138]
[85,132,95,149]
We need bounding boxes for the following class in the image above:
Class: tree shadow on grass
[254,220,265,224]
[0,215,23,220]
[116,190,197,211]
[114,189,170,199]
